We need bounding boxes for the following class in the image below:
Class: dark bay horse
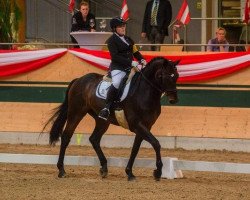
[44,57,179,181]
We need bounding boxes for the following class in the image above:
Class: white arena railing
[1,153,250,179]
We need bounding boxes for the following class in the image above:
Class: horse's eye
[170,74,175,78]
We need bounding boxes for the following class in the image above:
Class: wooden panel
[152,106,250,139]
[0,102,249,139]
[160,46,183,52]
[0,102,131,135]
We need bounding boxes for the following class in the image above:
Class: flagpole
[246,24,249,44]
[172,27,175,44]
[169,19,177,44]
[175,0,190,51]
[184,25,187,51]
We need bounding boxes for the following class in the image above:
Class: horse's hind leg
[125,134,143,181]
[89,117,109,178]
[57,111,86,178]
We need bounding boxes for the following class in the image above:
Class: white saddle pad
[96,80,131,102]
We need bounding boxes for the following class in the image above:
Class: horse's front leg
[125,134,143,181]
[135,122,163,181]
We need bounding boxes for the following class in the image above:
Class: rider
[98,16,147,120]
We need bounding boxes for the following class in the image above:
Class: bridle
[138,64,177,94]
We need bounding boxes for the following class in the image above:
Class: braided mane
[142,57,166,75]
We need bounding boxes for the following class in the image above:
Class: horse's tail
[42,79,77,145]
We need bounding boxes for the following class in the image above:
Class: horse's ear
[173,60,181,66]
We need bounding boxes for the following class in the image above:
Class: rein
[138,69,163,93]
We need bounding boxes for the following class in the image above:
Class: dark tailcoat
[142,0,172,37]
[107,34,143,71]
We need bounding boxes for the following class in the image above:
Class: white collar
[115,33,129,45]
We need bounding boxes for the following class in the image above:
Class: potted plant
[0,0,21,49]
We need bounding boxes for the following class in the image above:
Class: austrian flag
[243,0,250,24]
[69,0,75,13]
[176,0,191,25]
[121,0,129,21]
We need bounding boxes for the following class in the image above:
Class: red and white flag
[243,0,250,24]
[69,0,75,13]
[176,0,191,25]
[121,0,129,21]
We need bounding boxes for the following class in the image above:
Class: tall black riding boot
[98,85,118,120]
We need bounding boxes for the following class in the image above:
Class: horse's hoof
[127,175,136,181]
[153,169,161,181]
[99,168,108,178]
[58,170,66,178]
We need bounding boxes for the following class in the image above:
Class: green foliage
[0,0,22,43]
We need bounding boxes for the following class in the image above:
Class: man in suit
[141,0,172,51]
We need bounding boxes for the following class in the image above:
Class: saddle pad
[96,80,131,102]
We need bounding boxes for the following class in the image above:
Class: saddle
[96,68,139,129]
[96,67,138,102]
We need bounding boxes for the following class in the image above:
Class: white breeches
[111,70,127,89]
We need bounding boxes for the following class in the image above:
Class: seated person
[207,27,229,52]
[70,1,96,47]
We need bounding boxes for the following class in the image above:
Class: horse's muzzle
[166,90,178,104]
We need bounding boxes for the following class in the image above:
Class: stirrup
[98,108,110,120]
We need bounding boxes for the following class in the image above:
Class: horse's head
[154,58,180,104]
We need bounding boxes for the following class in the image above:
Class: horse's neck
[135,69,162,101]
[141,66,157,83]
[142,65,160,89]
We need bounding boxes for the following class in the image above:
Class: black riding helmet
[110,17,126,31]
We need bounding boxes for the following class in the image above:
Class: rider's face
[115,24,126,36]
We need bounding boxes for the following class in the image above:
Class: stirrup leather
[98,108,110,120]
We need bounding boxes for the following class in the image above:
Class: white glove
[131,61,139,68]
[136,64,143,71]
[140,59,147,67]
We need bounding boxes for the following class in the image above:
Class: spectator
[70,1,96,47]
[141,0,172,51]
[207,27,229,52]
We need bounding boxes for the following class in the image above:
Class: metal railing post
[35,0,38,42]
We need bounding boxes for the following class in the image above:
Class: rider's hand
[140,59,147,67]
[131,61,139,68]
[136,64,143,71]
